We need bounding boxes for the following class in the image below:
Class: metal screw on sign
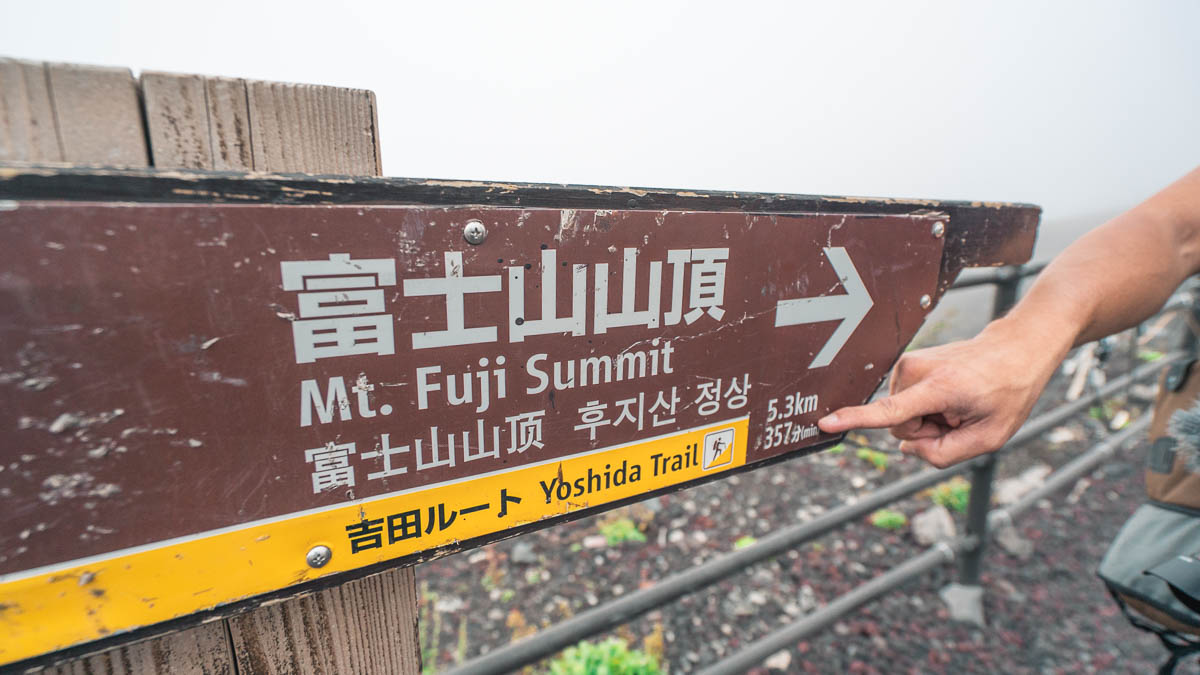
[919,294,932,310]
[931,221,945,238]
[463,220,488,245]
[306,545,332,569]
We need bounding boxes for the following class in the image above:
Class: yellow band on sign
[0,418,748,666]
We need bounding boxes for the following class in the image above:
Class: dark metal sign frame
[0,167,1039,668]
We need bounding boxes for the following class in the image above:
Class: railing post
[944,266,1021,620]
[990,264,1022,321]
[959,455,996,585]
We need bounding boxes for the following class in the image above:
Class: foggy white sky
[3,0,1198,254]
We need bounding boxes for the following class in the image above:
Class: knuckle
[893,352,932,377]
[889,419,919,440]
[876,396,903,419]
[920,446,954,469]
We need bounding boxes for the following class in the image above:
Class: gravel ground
[415,330,1198,674]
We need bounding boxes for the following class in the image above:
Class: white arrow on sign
[774,246,874,369]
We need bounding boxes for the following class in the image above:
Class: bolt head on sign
[307,545,332,568]
[463,219,487,245]
[0,202,945,665]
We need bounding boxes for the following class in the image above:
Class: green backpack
[1098,358,1200,673]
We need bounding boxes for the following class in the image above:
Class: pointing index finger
[817,384,943,433]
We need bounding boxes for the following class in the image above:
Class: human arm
[818,165,1200,468]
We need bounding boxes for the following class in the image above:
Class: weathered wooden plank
[44,62,148,167]
[33,622,234,675]
[227,567,421,674]
[245,80,379,175]
[140,73,254,171]
[0,58,62,163]
[204,77,254,170]
[6,61,234,675]
[8,61,418,674]
[366,87,383,176]
[141,72,213,170]
[228,77,418,672]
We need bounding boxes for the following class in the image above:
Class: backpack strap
[1158,644,1200,675]
[1108,587,1200,674]
[1147,359,1200,509]
[1148,555,1200,614]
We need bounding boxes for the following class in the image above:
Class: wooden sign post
[0,59,1039,673]
[1,59,419,674]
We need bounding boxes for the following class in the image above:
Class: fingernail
[898,441,913,455]
[818,413,838,429]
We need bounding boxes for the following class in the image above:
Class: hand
[817,321,1067,468]
[818,166,1200,464]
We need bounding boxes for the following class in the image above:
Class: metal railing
[447,265,1198,675]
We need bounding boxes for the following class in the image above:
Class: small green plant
[1089,400,1119,422]
[547,637,661,675]
[733,535,757,550]
[869,509,907,531]
[642,623,665,666]
[1138,349,1165,362]
[481,573,497,592]
[856,447,889,472]
[569,542,583,553]
[454,616,469,665]
[599,518,647,546]
[418,583,443,674]
[500,588,516,603]
[827,442,846,454]
[930,477,971,513]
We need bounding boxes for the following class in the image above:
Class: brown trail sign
[0,60,1039,671]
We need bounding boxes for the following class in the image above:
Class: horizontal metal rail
[696,541,971,675]
[1160,294,1192,315]
[446,462,985,675]
[1004,350,1184,449]
[949,261,1048,290]
[446,349,1182,675]
[701,417,1151,674]
[445,273,1192,673]
[993,414,1152,526]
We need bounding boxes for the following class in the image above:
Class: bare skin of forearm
[818,165,1200,467]
[1000,167,1200,355]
